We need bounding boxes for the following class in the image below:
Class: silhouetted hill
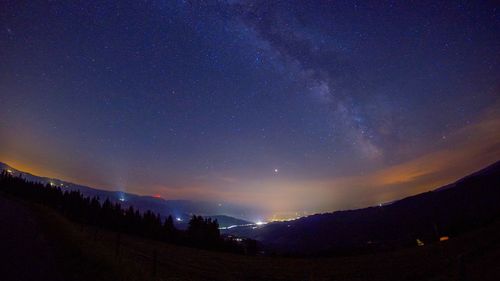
[226,160,500,254]
[208,215,252,227]
[0,162,258,227]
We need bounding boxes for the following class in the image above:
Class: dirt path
[0,195,62,281]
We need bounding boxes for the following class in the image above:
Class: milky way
[1,1,499,217]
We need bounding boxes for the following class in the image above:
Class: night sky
[1,1,499,218]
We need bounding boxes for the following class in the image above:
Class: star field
[1,0,499,217]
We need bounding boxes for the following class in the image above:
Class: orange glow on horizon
[1,106,500,215]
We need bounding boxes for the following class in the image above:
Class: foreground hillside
[1,193,500,281]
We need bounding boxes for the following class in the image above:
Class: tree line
[0,171,257,254]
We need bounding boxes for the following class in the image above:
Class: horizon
[1,1,500,217]
[2,159,499,222]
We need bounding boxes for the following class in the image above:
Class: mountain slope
[226,160,500,254]
[0,162,257,227]
[3,191,500,281]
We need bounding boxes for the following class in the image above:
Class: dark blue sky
[1,1,499,218]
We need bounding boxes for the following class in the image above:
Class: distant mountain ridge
[225,160,500,254]
[5,160,500,253]
[0,162,254,227]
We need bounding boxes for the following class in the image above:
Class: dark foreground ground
[1,194,500,281]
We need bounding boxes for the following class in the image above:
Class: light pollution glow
[1,1,499,219]
[1,105,499,218]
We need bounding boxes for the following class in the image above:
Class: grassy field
[3,194,500,281]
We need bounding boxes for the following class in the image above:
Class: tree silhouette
[0,171,257,254]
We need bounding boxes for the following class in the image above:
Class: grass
[24,202,149,281]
